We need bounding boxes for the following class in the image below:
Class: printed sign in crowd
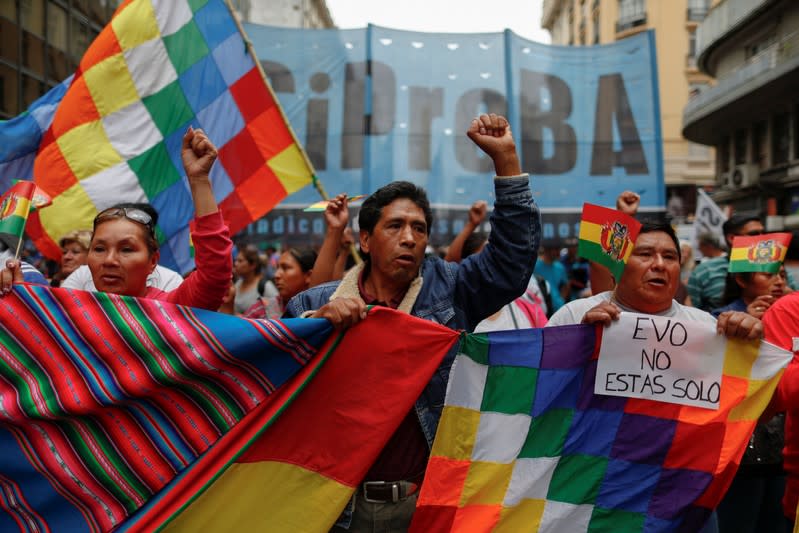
[595,314,726,410]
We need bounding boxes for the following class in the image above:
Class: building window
[21,74,44,109]
[686,30,697,68]
[734,130,747,165]
[47,2,68,51]
[616,0,646,33]
[773,113,790,165]
[0,3,15,19]
[593,12,600,44]
[687,0,709,22]
[568,3,575,45]
[70,13,91,60]
[1,19,19,63]
[719,136,730,173]
[795,105,799,161]
[20,0,45,36]
[745,34,777,61]
[753,121,768,170]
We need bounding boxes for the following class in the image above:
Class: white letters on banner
[595,312,726,409]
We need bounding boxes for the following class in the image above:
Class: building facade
[0,0,121,120]
[229,0,333,29]
[0,0,335,122]
[541,0,715,220]
[682,0,799,232]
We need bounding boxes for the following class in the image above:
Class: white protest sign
[594,312,726,409]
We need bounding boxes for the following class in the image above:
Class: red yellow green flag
[0,180,36,238]
[11,180,53,209]
[129,307,460,532]
[303,195,367,212]
[729,233,792,273]
[577,202,642,282]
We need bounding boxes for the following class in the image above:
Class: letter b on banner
[519,70,577,174]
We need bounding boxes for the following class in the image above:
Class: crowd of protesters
[1,115,798,532]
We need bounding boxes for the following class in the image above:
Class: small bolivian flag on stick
[577,202,642,282]
[729,232,792,273]
[0,181,36,240]
[303,195,367,212]
[11,180,53,209]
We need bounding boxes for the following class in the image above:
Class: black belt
[362,480,419,503]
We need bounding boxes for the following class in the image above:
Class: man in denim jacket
[285,113,540,532]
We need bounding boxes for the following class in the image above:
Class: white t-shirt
[547,291,717,327]
[61,264,184,292]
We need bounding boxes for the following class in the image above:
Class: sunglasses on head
[93,207,155,236]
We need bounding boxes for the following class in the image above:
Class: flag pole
[13,235,23,262]
[222,1,362,265]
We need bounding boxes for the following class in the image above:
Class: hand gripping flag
[27,0,314,274]
[729,233,792,274]
[411,325,791,532]
[578,203,642,282]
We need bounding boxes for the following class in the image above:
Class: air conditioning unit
[728,164,760,189]
[718,172,731,189]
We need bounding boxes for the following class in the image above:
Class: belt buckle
[363,480,400,503]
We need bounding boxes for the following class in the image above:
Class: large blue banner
[242,24,664,247]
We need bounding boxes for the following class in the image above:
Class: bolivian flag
[0,181,36,238]
[303,195,367,212]
[577,202,642,281]
[729,233,792,273]
[128,308,460,532]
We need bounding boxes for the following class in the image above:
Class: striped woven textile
[0,284,332,532]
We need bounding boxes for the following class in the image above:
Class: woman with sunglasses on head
[1,128,232,311]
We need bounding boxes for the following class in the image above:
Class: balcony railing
[687,7,709,22]
[685,30,799,117]
[695,0,769,62]
[615,14,646,34]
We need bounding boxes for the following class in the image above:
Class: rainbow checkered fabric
[28,0,312,273]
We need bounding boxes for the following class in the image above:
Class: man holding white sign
[593,311,727,410]
[548,221,761,341]
[549,221,762,533]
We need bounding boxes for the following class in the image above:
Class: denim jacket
[284,175,540,527]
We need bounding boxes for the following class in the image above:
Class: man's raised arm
[454,114,540,330]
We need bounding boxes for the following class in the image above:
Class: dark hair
[462,233,488,259]
[722,213,761,238]
[722,267,786,305]
[286,247,317,272]
[697,232,722,249]
[95,203,159,255]
[638,221,681,262]
[721,272,748,305]
[358,181,433,235]
[239,244,262,274]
